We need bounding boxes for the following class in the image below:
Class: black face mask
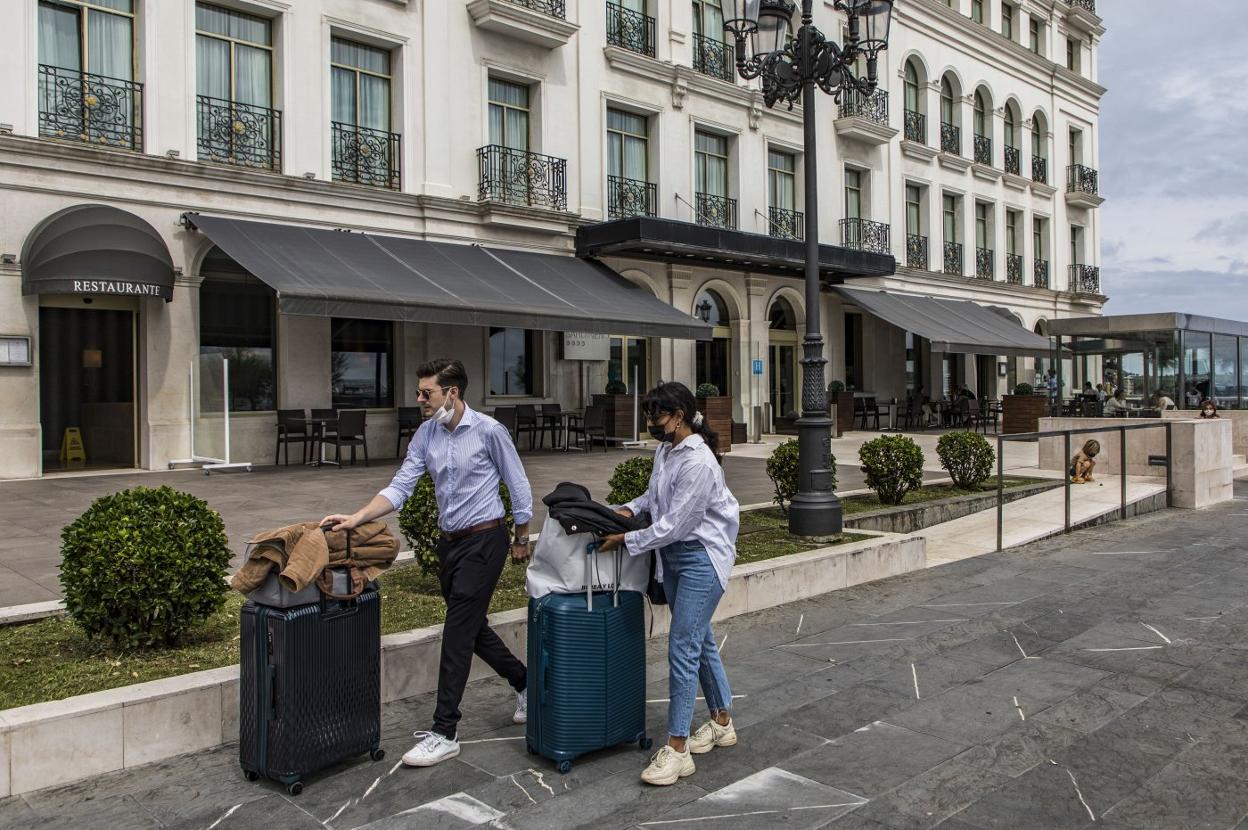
[648,418,677,443]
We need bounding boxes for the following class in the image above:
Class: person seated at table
[1185,384,1202,408]
[957,384,976,401]
[1103,388,1132,415]
[1153,390,1177,411]
[1081,382,1097,398]
[1198,399,1220,419]
[1096,383,1108,402]
[1069,439,1100,483]
[914,386,937,427]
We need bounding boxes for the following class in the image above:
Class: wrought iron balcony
[1005,146,1021,176]
[1067,164,1099,195]
[1070,264,1100,294]
[38,64,142,151]
[478,144,568,210]
[196,95,281,170]
[606,1,655,58]
[607,174,657,219]
[973,134,993,166]
[840,218,891,255]
[1034,258,1050,288]
[838,88,889,127]
[1068,0,1096,13]
[503,0,566,18]
[941,122,961,155]
[695,192,738,229]
[906,234,929,270]
[692,33,734,83]
[975,247,995,279]
[332,122,400,190]
[1032,156,1048,184]
[1006,253,1024,284]
[768,206,804,241]
[943,241,963,276]
[904,110,926,144]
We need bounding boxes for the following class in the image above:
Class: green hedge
[936,431,996,488]
[766,439,838,513]
[398,476,514,576]
[607,455,653,505]
[859,435,924,506]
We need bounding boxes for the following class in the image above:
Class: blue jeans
[660,542,732,739]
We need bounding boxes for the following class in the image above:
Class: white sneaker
[640,745,695,786]
[687,718,737,754]
[402,731,460,767]
[513,690,528,724]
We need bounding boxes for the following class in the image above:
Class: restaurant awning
[833,286,1054,357]
[184,214,712,341]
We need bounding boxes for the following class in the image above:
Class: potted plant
[828,379,855,437]
[773,410,801,435]
[695,383,733,452]
[1001,382,1049,434]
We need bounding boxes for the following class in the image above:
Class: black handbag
[646,552,667,606]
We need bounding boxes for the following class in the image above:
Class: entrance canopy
[22,204,175,302]
[833,286,1053,357]
[185,215,711,341]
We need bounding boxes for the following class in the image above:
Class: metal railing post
[1165,422,1173,507]
[1064,432,1071,532]
[1119,425,1128,521]
[996,434,1004,552]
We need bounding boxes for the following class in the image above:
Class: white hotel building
[0,0,1105,478]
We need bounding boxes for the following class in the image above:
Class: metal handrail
[994,421,1173,551]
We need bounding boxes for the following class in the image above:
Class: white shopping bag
[525,515,651,599]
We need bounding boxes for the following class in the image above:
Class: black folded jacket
[543,481,650,537]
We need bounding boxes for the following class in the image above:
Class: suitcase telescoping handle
[317,524,362,618]
[583,541,622,612]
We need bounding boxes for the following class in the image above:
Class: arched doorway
[768,296,799,420]
[694,287,731,397]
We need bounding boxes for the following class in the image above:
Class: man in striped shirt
[322,358,533,768]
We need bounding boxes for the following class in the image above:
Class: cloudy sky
[1098,0,1248,318]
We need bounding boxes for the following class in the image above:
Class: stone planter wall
[844,480,1062,535]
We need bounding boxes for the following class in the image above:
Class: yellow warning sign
[60,427,86,465]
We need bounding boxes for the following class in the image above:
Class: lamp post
[723,0,894,537]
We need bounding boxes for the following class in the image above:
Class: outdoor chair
[515,404,543,450]
[569,405,607,453]
[968,400,993,433]
[858,396,881,430]
[493,406,518,443]
[899,398,916,431]
[325,409,369,467]
[396,406,423,456]
[952,397,971,428]
[275,409,309,466]
[540,403,563,449]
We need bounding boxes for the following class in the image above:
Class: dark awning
[185,214,711,341]
[21,204,175,301]
[833,286,1054,357]
[576,217,896,281]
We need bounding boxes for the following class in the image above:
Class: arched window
[904,60,921,113]
[769,296,797,330]
[1004,106,1017,149]
[973,89,989,137]
[940,76,955,126]
[694,288,731,398]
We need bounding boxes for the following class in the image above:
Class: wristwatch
[513,535,530,546]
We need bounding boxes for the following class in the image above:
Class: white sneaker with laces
[513,689,528,724]
[402,731,460,767]
[640,745,695,786]
[687,718,737,754]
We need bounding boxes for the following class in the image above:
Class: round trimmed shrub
[605,379,627,394]
[607,455,653,505]
[828,380,846,395]
[766,439,837,513]
[695,383,721,399]
[59,486,231,649]
[936,431,996,489]
[859,435,924,506]
[398,476,514,576]
[1012,382,1034,396]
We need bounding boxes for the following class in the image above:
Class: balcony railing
[331,122,400,190]
[607,174,657,219]
[943,241,963,275]
[1070,264,1100,294]
[768,206,805,241]
[840,218,891,255]
[906,234,929,270]
[606,1,655,58]
[838,88,889,126]
[1068,0,1096,13]
[196,95,281,170]
[1067,164,1099,196]
[38,64,142,151]
[975,247,995,279]
[1032,156,1048,184]
[941,122,961,155]
[904,110,926,144]
[478,144,568,210]
[1005,146,1021,175]
[1034,258,1050,288]
[503,0,566,18]
[692,33,734,83]
[695,192,738,229]
[1006,253,1024,284]
[973,134,993,166]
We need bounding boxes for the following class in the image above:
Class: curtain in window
[359,74,389,131]
[87,8,132,80]
[973,93,986,136]
[233,44,270,107]
[196,35,230,99]
[39,3,81,71]
[489,79,529,150]
[768,151,794,211]
[940,79,954,124]
[844,170,861,220]
[693,0,723,39]
[331,66,356,124]
[904,63,919,111]
[608,110,648,181]
[695,132,727,196]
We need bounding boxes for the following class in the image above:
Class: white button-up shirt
[622,434,739,589]
[379,405,533,532]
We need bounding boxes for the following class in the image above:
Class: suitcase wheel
[370,748,386,762]
[639,736,653,750]
[525,742,536,756]
[242,769,260,782]
[287,781,303,796]
[557,760,572,775]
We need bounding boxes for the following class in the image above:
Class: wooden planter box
[591,394,642,441]
[696,395,733,453]
[774,416,799,435]
[1002,394,1050,435]
[832,391,855,436]
[731,421,747,445]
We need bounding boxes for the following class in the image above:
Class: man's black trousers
[432,525,526,738]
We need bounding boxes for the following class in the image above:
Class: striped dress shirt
[379,405,533,532]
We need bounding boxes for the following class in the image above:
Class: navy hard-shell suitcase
[525,544,651,773]
[239,578,385,795]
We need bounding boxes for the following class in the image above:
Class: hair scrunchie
[692,411,705,428]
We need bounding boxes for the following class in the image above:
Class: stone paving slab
[4,487,1248,829]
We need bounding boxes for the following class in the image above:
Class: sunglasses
[415,385,452,401]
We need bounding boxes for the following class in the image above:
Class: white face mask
[1203,408,1215,417]
[432,396,456,425]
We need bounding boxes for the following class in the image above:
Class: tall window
[331,319,393,408]
[1070,225,1084,265]
[691,0,724,40]
[769,298,798,419]
[1001,3,1015,39]
[489,328,538,397]
[1032,115,1045,161]
[196,3,275,167]
[973,90,988,139]
[607,108,649,183]
[844,168,862,220]
[694,288,730,397]
[1069,127,1083,165]
[695,131,729,197]
[1028,17,1041,53]
[1005,210,1019,256]
[906,184,922,237]
[904,61,921,113]
[943,194,960,246]
[1066,37,1080,72]
[940,77,955,126]
[768,150,796,213]
[1033,217,1046,259]
[971,0,984,23]
[199,248,275,412]
[976,203,992,250]
[331,38,391,132]
[489,78,530,151]
[39,0,136,145]
[1004,107,1017,152]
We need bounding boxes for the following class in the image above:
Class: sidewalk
[4,484,1246,829]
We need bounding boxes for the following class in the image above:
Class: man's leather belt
[442,518,506,541]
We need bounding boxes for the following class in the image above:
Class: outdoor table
[878,400,902,432]
[556,411,585,452]
[294,416,340,467]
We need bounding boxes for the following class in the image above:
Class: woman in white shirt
[600,381,740,787]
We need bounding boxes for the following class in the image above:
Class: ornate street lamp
[724,0,895,538]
